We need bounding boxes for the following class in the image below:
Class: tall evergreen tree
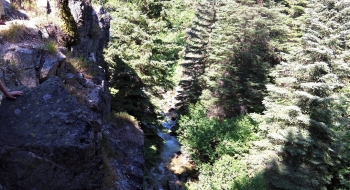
[175,0,216,112]
[253,0,350,189]
[197,0,289,118]
[104,0,188,120]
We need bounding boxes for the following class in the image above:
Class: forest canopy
[103,0,350,189]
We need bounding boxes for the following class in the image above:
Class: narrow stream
[159,119,180,161]
[146,110,193,190]
[144,86,195,189]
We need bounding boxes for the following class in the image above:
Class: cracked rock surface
[0,76,103,190]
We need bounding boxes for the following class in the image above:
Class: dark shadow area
[176,2,283,118]
[109,56,158,125]
[108,55,163,171]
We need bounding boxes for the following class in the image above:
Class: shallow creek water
[146,112,193,190]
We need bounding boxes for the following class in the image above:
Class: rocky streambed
[145,108,196,190]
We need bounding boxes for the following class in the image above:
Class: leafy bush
[186,156,268,190]
[178,104,258,163]
[178,104,267,189]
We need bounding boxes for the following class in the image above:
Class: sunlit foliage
[178,103,267,189]
[104,0,194,118]
[252,0,350,189]
[102,0,350,189]
[103,0,196,180]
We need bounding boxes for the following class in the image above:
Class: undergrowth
[178,103,268,189]
[0,22,31,42]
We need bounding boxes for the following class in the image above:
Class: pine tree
[103,0,196,178]
[175,0,216,112]
[197,0,289,118]
[253,0,350,189]
[104,0,188,121]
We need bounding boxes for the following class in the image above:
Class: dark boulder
[0,76,103,190]
[102,123,144,190]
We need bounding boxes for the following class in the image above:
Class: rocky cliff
[0,0,144,189]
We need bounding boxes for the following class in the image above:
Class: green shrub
[186,155,268,190]
[178,103,259,163]
[178,104,267,189]
[41,40,57,54]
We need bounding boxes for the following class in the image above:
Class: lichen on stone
[58,0,80,48]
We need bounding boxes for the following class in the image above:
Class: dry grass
[0,22,31,42]
[33,12,64,31]
[66,54,98,79]
[22,0,42,17]
[167,153,196,175]
[111,112,139,128]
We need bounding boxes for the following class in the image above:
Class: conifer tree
[103,0,196,178]
[176,0,216,112]
[104,0,188,120]
[253,0,350,189]
[197,0,289,118]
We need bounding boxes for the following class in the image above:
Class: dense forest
[102,0,350,189]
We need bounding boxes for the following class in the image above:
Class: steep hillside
[0,0,144,189]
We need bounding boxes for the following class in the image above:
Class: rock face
[68,1,111,68]
[0,0,144,189]
[0,77,103,189]
[102,123,144,190]
[0,74,144,190]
